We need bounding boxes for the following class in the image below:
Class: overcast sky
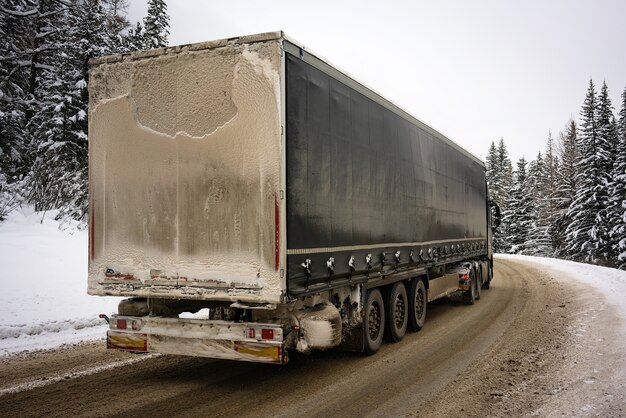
[128,0,626,163]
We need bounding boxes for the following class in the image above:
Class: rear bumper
[106,317,286,365]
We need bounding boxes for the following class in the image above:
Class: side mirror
[489,200,501,230]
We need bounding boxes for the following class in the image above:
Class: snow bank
[0,207,120,355]
[497,254,626,322]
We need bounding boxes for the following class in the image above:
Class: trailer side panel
[285,51,487,293]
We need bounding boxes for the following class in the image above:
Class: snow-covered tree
[485,138,513,252]
[553,119,578,256]
[0,0,139,225]
[543,131,560,253]
[102,0,130,34]
[504,158,533,254]
[27,0,111,221]
[525,152,552,256]
[122,20,146,51]
[565,79,611,265]
[610,87,626,269]
[143,0,169,49]
[1,0,40,182]
[593,82,620,266]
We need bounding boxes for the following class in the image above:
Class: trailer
[88,31,498,364]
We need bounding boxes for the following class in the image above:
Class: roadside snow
[497,254,626,323]
[0,207,120,355]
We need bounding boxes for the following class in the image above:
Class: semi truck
[89,31,499,365]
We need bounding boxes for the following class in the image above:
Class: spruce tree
[0,0,38,183]
[504,158,533,254]
[1,0,132,223]
[495,138,513,252]
[543,131,560,254]
[610,87,626,269]
[594,81,618,264]
[485,140,498,193]
[143,0,169,49]
[565,79,607,264]
[484,138,513,252]
[102,0,130,35]
[554,119,578,256]
[27,0,111,222]
[123,21,146,52]
[526,152,552,256]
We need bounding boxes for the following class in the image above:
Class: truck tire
[364,289,385,355]
[384,282,408,342]
[483,264,492,289]
[408,278,427,332]
[464,271,476,305]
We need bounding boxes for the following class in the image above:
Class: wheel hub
[395,295,405,327]
[368,302,381,339]
[415,288,424,318]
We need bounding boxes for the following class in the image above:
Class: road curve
[1,258,624,417]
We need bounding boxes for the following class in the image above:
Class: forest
[0,0,169,222]
[1,0,625,270]
[487,81,626,269]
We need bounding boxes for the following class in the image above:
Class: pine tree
[485,138,513,252]
[1,0,132,224]
[485,140,498,192]
[543,131,560,254]
[102,0,130,35]
[495,138,513,252]
[594,81,618,264]
[504,158,533,254]
[122,21,146,51]
[1,0,66,214]
[143,0,169,49]
[526,152,552,256]
[27,0,111,222]
[0,0,38,182]
[610,87,626,269]
[554,119,578,256]
[565,79,608,264]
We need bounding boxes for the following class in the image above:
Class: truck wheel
[364,289,385,355]
[464,272,476,305]
[408,278,427,332]
[385,282,408,342]
[483,264,492,289]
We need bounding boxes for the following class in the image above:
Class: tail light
[111,317,142,331]
[459,273,469,280]
[245,327,282,341]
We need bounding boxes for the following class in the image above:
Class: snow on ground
[0,207,120,355]
[497,254,626,323]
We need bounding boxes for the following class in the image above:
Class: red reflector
[459,273,468,280]
[247,328,255,339]
[117,319,127,329]
[262,329,274,340]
